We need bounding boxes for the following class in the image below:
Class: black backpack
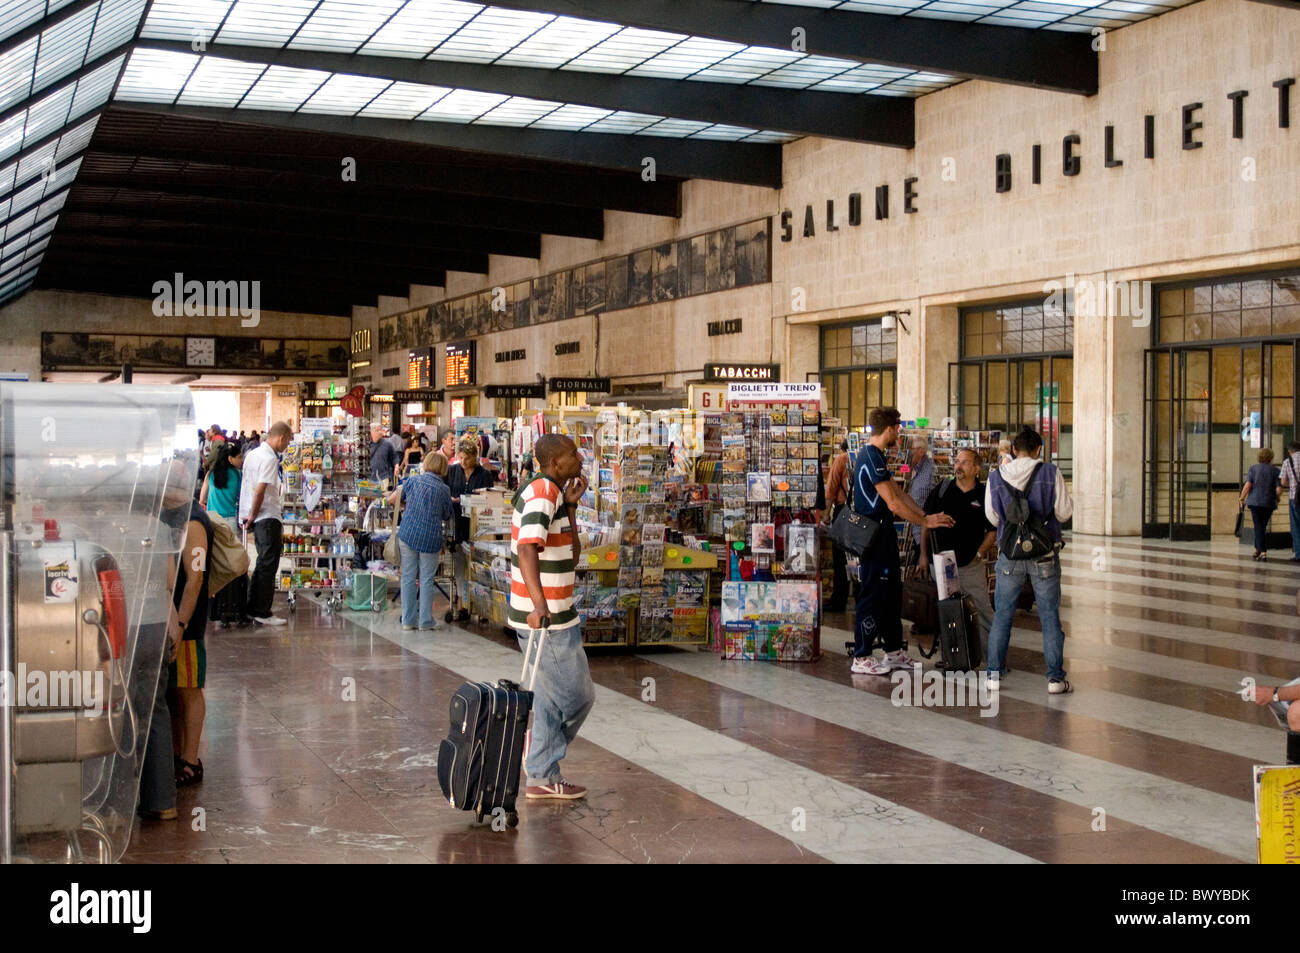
[997,463,1055,560]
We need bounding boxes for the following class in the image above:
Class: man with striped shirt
[510,433,593,800]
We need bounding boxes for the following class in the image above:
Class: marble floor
[123,533,1295,864]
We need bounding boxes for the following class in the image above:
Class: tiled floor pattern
[123,533,1294,863]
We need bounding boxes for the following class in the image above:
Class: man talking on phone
[509,434,593,801]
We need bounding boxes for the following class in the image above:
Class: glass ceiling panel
[117,46,193,102]
[87,0,147,61]
[432,7,553,64]
[561,27,682,73]
[526,102,611,130]
[473,94,562,125]
[417,86,506,121]
[31,2,96,94]
[0,1,44,44]
[288,0,406,53]
[175,54,265,106]
[0,38,38,113]
[494,16,620,68]
[216,0,316,48]
[360,0,482,58]
[357,79,451,118]
[239,63,331,110]
[140,0,232,43]
[300,72,392,114]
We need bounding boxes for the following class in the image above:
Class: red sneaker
[525,781,587,800]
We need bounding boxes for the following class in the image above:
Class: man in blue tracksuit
[851,407,954,676]
[984,427,1074,694]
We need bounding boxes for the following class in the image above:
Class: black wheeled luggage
[437,626,547,827]
[210,573,247,626]
[936,595,981,672]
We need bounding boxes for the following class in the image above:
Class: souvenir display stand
[279,417,362,610]
[708,382,825,662]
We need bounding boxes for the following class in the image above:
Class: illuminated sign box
[704,363,781,382]
[408,346,432,389]
[445,341,476,387]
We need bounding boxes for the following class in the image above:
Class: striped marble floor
[123,533,1295,864]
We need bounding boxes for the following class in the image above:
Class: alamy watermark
[1043,273,1151,327]
[891,668,999,717]
[1,666,105,714]
[151,272,261,327]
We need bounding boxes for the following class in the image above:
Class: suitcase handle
[519,621,550,691]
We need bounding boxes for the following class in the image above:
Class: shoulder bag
[828,452,883,557]
[383,483,404,566]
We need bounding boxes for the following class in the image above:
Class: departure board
[445,341,475,387]
[407,347,431,389]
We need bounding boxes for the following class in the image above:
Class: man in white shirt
[239,421,293,626]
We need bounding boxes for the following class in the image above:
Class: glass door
[1145,347,1211,539]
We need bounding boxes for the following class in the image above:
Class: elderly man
[907,434,936,548]
[369,423,400,487]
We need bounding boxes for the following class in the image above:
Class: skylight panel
[474,94,562,126]
[35,189,67,218]
[627,36,746,79]
[300,72,392,114]
[360,0,482,58]
[495,16,619,68]
[289,0,406,53]
[638,117,712,138]
[87,0,147,61]
[23,83,76,143]
[417,86,505,121]
[175,55,265,107]
[357,79,451,118]
[31,1,97,94]
[239,63,331,110]
[582,110,661,133]
[0,38,38,113]
[140,0,232,43]
[217,0,317,48]
[0,1,44,44]
[431,7,552,63]
[561,27,683,73]
[116,46,194,102]
[527,102,610,130]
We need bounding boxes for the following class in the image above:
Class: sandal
[175,758,204,787]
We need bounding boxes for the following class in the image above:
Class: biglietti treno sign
[780,74,1298,238]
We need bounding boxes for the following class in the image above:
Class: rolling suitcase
[210,575,247,627]
[936,594,981,672]
[437,625,547,827]
[900,576,938,634]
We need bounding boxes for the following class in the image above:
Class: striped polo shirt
[508,475,578,632]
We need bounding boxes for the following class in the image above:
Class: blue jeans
[985,553,1066,682]
[1291,501,1300,558]
[398,540,440,628]
[514,625,595,786]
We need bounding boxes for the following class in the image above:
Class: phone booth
[0,383,197,863]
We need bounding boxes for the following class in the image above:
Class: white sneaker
[419,621,441,630]
[984,673,1002,692]
[402,624,416,630]
[884,650,918,671]
[851,655,891,676]
[1048,679,1073,695]
[253,615,287,627]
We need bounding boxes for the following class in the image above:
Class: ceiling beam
[57,202,543,262]
[68,173,545,257]
[76,149,604,239]
[137,39,913,147]
[99,107,682,215]
[485,0,1097,95]
[116,102,784,188]
[48,225,488,277]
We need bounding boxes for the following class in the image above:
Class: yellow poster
[1254,764,1300,863]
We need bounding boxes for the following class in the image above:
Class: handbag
[827,457,883,556]
[206,517,251,595]
[383,484,404,566]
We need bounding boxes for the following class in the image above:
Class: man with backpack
[983,427,1074,694]
[918,447,997,657]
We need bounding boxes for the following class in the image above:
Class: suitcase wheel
[506,812,518,829]
[444,610,454,623]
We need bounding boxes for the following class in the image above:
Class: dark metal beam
[101,105,682,216]
[68,173,545,257]
[57,202,533,263]
[44,235,480,285]
[39,250,440,301]
[485,0,1097,95]
[49,225,488,277]
[117,102,784,188]
[33,267,382,317]
[77,148,604,239]
[137,39,913,147]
